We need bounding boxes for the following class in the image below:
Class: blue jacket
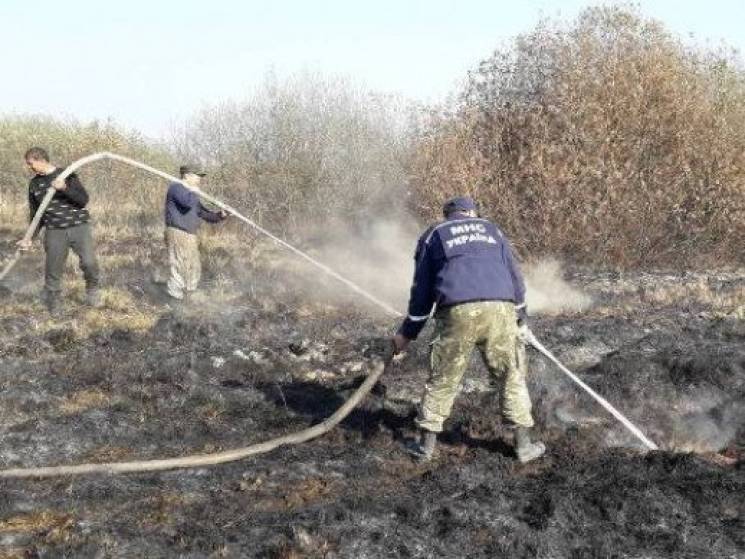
[164,182,223,234]
[398,213,527,340]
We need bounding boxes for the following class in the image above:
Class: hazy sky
[1,0,742,138]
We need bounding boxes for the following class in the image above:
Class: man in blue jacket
[164,165,227,301]
[392,196,544,463]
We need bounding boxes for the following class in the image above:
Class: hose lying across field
[0,152,657,479]
[0,356,391,479]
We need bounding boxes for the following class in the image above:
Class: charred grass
[0,238,743,557]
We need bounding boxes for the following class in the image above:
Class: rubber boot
[44,292,61,319]
[167,290,187,311]
[515,426,546,464]
[407,429,437,462]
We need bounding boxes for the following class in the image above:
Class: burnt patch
[0,264,743,557]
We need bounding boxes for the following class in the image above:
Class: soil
[0,242,743,558]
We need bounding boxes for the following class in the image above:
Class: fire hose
[527,332,658,450]
[0,152,657,479]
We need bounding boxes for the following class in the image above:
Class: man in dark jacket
[164,165,227,301]
[392,196,544,463]
[17,147,101,315]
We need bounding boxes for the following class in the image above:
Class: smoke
[524,258,592,315]
[538,353,744,454]
[599,394,745,453]
[309,218,417,312]
[230,212,744,457]
[543,382,745,453]
[266,224,591,320]
[257,216,417,316]
[666,394,745,453]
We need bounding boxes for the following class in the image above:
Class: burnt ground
[0,237,744,558]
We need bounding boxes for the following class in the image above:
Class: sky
[1,0,743,139]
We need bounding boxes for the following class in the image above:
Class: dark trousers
[43,224,100,296]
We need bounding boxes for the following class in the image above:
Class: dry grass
[587,275,745,318]
[729,304,745,319]
[197,403,225,423]
[0,286,160,360]
[638,281,745,309]
[80,288,160,334]
[0,511,75,544]
[59,388,111,415]
[138,493,199,528]
[83,445,134,463]
[96,251,140,270]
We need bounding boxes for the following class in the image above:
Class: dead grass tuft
[197,404,225,423]
[59,388,111,415]
[83,445,133,463]
[79,287,160,334]
[639,281,745,309]
[0,511,75,544]
[282,478,337,510]
[139,493,198,528]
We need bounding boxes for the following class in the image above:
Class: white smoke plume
[303,218,418,314]
[259,217,418,315]
[524,258,592,315]
[269,223,591,320]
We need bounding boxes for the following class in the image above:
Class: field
[0,232,743,558]
[1,5,744,557]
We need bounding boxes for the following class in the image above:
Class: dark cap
[179,165,207,177]
[443,196,477,215]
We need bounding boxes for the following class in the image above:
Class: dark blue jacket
[164,182,223,234]
[398,214,527,340]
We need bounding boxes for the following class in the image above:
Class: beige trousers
[165,227,201,299]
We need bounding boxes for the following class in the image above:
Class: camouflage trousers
[165,227,201,299]
[416,301,535,433]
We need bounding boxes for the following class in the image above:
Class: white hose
[0,356,391,479]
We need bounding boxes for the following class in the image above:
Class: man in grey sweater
[16,147,101,316]
[163,165,227,301]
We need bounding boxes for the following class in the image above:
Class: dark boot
[515,427,546,464]
[407,429,437,462]
[44,291,61,318]
[85,288,102,308]
[166,290,187,311]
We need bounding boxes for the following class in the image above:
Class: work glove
[362,337,397,362]
[16,238,32,252]
[392,333,411,355]
[517,322,533,345]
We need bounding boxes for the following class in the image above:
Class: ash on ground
[0,246,743,558]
